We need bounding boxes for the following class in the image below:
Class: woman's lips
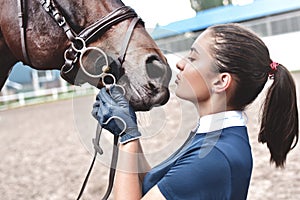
[175,74,181,84]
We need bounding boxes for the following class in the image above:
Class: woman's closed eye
[187,57,196,62]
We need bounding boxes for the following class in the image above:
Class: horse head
[0,0,171,111]
[59,2,172,111]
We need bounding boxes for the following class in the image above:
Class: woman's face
[175,30,217,103]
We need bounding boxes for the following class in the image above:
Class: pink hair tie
[270,61,279,71]
[269,61,279,78]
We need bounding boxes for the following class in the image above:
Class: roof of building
[151,0,300,39]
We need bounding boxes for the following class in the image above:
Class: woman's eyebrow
[190,47,200,55]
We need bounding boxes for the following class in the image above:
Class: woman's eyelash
[187,57,195,62]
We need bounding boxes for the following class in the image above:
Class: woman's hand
[92,86,141,144]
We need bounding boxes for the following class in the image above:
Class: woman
[92,23,298,199]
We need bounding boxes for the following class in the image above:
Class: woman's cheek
[175,73,208,101]
[187,71,211,101]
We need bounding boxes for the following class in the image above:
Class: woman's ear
[212,73,232,93]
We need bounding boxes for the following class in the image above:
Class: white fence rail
[0,85,97,110]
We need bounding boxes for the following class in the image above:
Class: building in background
[152,0,300,72]
[1,62,65,96]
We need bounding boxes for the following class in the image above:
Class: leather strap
[118,17,140,66]
[101,135,119,200]
[76,124,119,200]
[17,0,31,65]
[40,0,76,42]
[78,6,139,43]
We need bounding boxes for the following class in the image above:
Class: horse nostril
[146,55,165,79]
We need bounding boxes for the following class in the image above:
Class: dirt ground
[1,74,300,200]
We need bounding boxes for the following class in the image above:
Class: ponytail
[259,64,299,168]
[207,24,298,167]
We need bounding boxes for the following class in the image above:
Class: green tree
[190,0,232,12]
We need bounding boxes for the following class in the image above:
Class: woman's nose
[176,59,185,71]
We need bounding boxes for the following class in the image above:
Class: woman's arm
[114,140,165,200]
[114,139,148,199]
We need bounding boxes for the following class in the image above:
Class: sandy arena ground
[1,74,300,200]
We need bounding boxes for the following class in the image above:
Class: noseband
[18,0,144,199]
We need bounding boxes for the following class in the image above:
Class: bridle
[18,0,143,85]
[17,0,143,199]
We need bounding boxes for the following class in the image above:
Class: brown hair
[207,23,299,168]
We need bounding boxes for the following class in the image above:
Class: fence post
[18,93,25,106]
[52,88,58,100]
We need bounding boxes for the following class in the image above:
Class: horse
[0,0,171,111]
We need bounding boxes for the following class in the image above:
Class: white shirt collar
[194,111,246,134]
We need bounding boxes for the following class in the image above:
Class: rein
[17,0,143,199]
[76,124,119,200]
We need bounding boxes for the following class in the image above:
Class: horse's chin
[127,87,170,111]
[73,74,170,111]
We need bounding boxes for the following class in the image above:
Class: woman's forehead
[191,31,214,59]
[192,30,214,52]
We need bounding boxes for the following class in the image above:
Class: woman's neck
[194,100,235,118]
